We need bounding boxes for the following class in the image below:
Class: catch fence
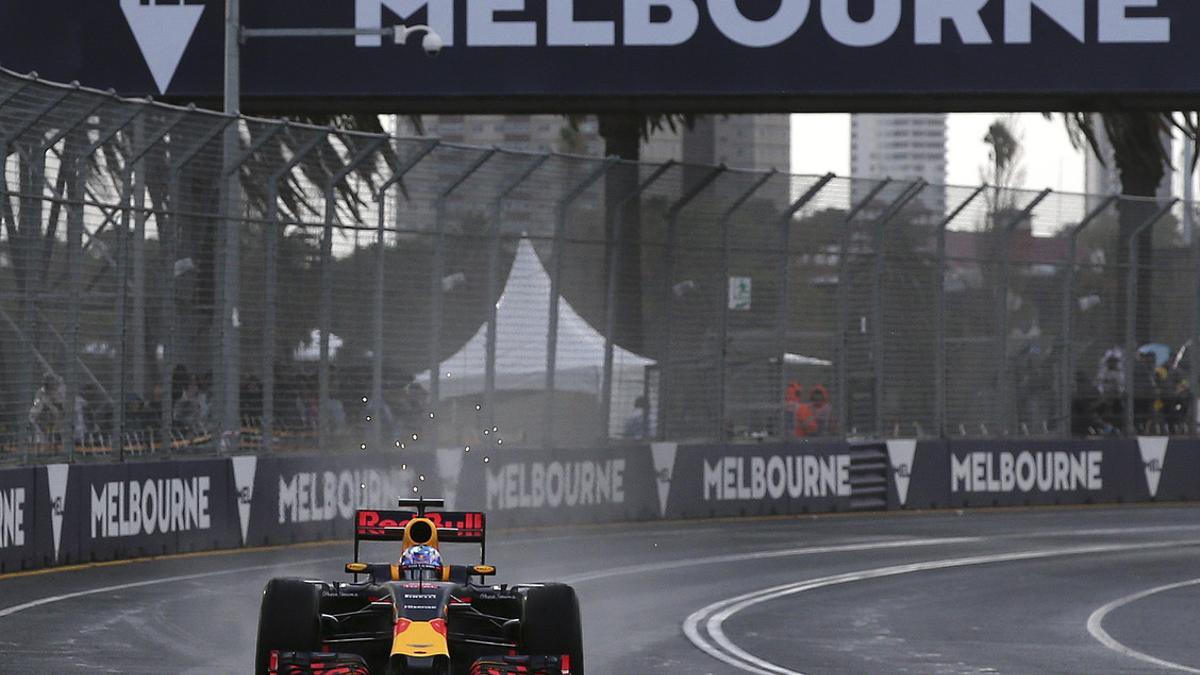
[0,68,1196,464]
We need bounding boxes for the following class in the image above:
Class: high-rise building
[641,114,791,173]
[393,114,604,156]
[396,114,790,175]
[849,113,947,215]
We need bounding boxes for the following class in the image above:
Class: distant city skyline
[793,113,1087,195]
[794,112,1199,204]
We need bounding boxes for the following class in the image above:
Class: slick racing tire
[520,584,584,674]
[254,578,322,674]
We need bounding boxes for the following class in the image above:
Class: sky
[791,112,1087,193]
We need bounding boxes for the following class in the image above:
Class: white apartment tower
[850,113,948,216]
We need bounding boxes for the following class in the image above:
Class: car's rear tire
[520,584,584,674]
[254,578,321,674]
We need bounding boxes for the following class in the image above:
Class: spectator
[29,373,86,444]
[793,394,817,438]
[623,396,648,440]
[1092,348,1124,433]
[29,373,65,443]
[241,375,264,422]
[171,364,189,405]
[809,385,833,435]
[175,376,211,431]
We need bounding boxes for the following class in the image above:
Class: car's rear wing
[353,507,487,565]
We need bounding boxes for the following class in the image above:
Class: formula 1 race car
[254,498,582,675]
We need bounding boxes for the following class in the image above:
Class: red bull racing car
[255,498,582,675]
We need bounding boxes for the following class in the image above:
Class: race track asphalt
[1,505,1198,674]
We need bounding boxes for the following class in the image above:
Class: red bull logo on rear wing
[355,509,486,544]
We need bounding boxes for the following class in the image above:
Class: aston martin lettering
[951,451,1102,494]
[703,455,851,501]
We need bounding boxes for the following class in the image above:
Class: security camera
[394,24,444,56]
[421,32,444,56]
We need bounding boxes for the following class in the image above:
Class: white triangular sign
[651,442,677,518]
[45,464,69,561]
[886,440,916,507]
[120,0,206,94]
[231,456,257,545]
[1137,436,1168,499]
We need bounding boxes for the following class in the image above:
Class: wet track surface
[1,505,1199,674]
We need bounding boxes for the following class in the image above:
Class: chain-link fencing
[0,68,1197,465]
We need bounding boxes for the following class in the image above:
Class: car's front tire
[520,584,584,674]
[254,578,321,674]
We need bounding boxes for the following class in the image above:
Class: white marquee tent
[419,239,653,405]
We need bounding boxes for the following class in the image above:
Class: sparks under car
[255,498,583,675]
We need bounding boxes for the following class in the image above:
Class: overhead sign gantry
[1,0,1196,112]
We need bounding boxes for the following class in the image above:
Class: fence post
[260,129,327,452]
[1061,196,1117,437]
[162,116,236,453]
[1,86,74,459]
[216,120,288,452]
[714,170,775,441]
[132,116,148,400]
[934,185,987,438]
[113,111,188,460]
[773,174,837,441]
[430,149,496,452]
[870,180,927,436]
[489,152,549,436]
[1123,199,1179,435]
[600,161,675,444]
[30,90,109,461]
[62,104,145,458]
[834,180,891,436]
[995,189,1052,436]
[658,165,724,442]
[543,157,617,449]
[371,139,439,453]
[1193,199,1200,438]
[320,136,388,451]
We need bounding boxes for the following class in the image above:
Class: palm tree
[1056,112,1198,345]
[566,112,697,356]
[981,117,1025,216]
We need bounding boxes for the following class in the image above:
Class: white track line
[559,525,1200,585]
[685,539,1200,675]
[560,537,981,584]
[0,556,342,619]
[1086,577,1200,673]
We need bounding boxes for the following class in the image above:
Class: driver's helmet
[400,544,443,581]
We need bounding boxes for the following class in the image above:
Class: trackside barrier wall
[885,438,1200,509]
[0,452,439,573]
[2,440,1199,573]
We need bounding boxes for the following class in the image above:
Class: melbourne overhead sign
[0,1,1196,109]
